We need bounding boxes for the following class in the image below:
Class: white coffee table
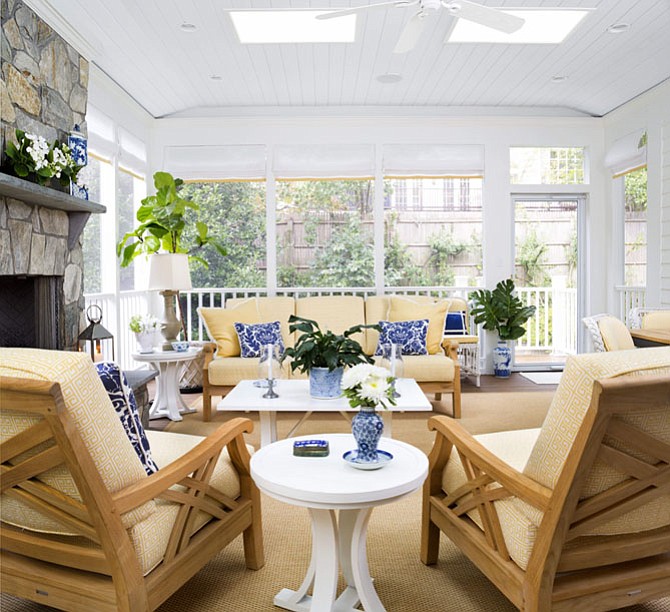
[132,347,201,421]
[250,434,428,612]
[217,378,432,447]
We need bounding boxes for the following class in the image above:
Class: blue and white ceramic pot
[309,366,343,399]
[351,407,384,463]
[492,340,512,378]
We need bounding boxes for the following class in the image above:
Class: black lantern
[78,304,114,362]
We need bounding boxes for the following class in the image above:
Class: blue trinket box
[293,439,330,457]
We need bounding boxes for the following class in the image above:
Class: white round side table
[132,347,201,421]
[250,433,428,612]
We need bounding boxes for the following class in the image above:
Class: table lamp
[148,253,192,350]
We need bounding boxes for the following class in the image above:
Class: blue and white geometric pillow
[234,321,285,358]
[444,311,468,335]
[374,319,429,356]
[95,362,158,475]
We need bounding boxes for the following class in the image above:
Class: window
[384,177,483,287]
[276,179,374,288]
[177,181,267,288]
[117,168,145,291]
[624,167,647,286]
[510,147,585,184]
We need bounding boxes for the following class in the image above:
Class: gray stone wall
[1,0,89,349]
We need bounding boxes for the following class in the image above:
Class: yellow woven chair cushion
[0,348,154,534]
[441,428,541,569]
[598,316,635,351]
[128,430,244,575]
[198,299,261,357]
[388,296,450,355]
[643,310,670,330]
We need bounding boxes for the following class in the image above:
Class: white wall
[604,80,670,307]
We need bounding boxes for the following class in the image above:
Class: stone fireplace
[1,0,101,351]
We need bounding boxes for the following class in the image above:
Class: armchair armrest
[440,338,459,361]
[202,342,217,370]
[113,417,253,513]
[427,416,551,512]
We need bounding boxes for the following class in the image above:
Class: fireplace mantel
[0,172,106,249]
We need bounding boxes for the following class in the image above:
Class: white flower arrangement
[4,129,84,189]
[342,363,397,410]
[129,314,159,334]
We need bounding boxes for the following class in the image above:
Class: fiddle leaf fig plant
[116,171,226,267]
[283,315,378,373]
[470,278,536,341]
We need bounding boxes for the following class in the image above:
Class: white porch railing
[86,283,578,371]
[614,285,646,325]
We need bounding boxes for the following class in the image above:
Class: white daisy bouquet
[341,363,397,410]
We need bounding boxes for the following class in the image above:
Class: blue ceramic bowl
[171,341,190,352]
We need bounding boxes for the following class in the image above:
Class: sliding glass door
[513,196,584,369]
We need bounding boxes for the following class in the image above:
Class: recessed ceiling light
[447,9,591,44]
[551,75,568,83]
[607,23,630,34]
[210,75,223,81]
[180,23,197,32]
[377,73,402,84]
[229,10,356,44]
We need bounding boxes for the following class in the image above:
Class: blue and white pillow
[444,311,468,335]
[374,319,429,356]
[234,321,285,358]
[95,362,158,475]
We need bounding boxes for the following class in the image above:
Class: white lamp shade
[147,253,192,291]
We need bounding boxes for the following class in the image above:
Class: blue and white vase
[492,340,512,378]
[351,407,384,463]
[309,366,343,399]
[68,125,88,200]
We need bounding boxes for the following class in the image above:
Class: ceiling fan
[317,0,525,53]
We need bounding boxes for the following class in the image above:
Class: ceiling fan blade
[446,0,524,34]
[316,0,416,20]
[393,11,428,53]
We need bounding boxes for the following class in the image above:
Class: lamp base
[159,289,182,350]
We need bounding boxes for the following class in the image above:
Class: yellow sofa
[199,295,461,421]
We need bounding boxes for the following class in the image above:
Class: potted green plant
[116,171,225,267]
[470,278,536,378]
[283,315,377,399]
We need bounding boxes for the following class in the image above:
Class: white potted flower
[342,363,397,466]
[129,314,159,354]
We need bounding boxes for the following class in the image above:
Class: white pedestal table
[250,433,428,612]
[132,347,201,421]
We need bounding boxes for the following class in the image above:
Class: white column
[374,144,385,296]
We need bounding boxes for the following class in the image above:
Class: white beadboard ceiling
[37,0,670,118]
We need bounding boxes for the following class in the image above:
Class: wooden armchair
[421,347,670,611]
[1,349,263,611]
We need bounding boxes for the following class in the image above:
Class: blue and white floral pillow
[95,362,158,475]
[234,321,285,358]
[374,319,429,356]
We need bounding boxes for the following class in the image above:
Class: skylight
[447,9,590,44]
[229,10,356,44]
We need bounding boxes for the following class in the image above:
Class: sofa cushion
[364,296,389,355]
[388,296,450,355]
[199,299,260,357]
[95,362,158,475]
[643,310,670,330]
[0,348,154,535]
[208,356,267,386]
[228,296,296,348]
[129,430,244,575]
[377,353,455,382]
[598,316,635,351]
[234,321,285,358]
[375,319,429,356]
[296,296,366,348]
